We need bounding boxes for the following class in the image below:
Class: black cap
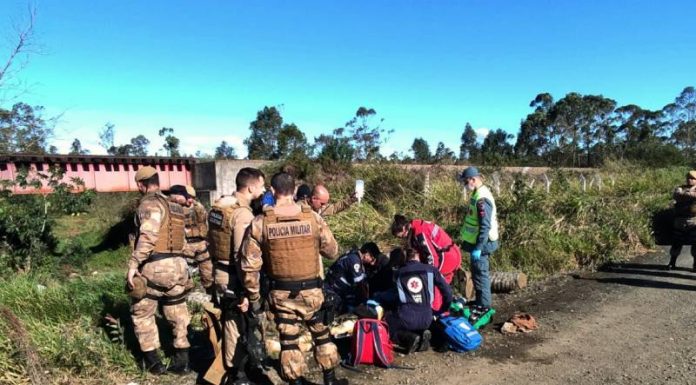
[296,184,312,201]
[169,184,191,199]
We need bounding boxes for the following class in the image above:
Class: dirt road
[336,248,696,385]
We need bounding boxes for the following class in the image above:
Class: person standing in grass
[458,166,499,325]
[126,166,192,375]
[668,170,696,271]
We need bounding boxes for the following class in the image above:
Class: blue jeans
[471,254,491,308]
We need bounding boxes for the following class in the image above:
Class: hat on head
[296,184,311,201]
[459,166,481,180]
[134,166,157,182]
[185,185,196,198]
[169,184,191,199]
[688,170,696,180]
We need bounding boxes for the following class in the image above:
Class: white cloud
[474,127,490,140]
[180,134,246,158]
[46,108,250,157]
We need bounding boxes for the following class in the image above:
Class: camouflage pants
[131,285,191,352]
[214,261,242,368]
[189,240,213,289]
[269,288,338,381]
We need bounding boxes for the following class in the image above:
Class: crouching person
[324,242,382,317]
[375,248,453,354]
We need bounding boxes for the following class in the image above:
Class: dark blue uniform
[377,260,453,337]
[324,250,367,312]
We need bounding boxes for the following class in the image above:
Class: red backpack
[350,319,394,367]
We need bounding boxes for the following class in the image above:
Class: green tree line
[2,87,694,168]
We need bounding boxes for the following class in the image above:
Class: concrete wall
[193,159,270,205]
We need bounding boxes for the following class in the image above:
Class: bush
[0,166,97,274]
[0,192,57,274]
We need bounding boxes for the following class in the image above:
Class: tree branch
[0,4,37,89]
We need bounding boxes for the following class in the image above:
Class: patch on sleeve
[477,200,486,218]
[266,221,312,240]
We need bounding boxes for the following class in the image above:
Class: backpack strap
[371,321,391,368]
[351,320,366,367]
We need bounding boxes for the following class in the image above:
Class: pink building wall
[0,155,193,194]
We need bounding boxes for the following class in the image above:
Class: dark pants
[669,244,696,266]
[471,254,491,308]
[385,312,431,340]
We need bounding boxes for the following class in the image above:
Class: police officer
[207,168,266,385]
[375,248,453,354]
[458,166,499,324]
[126,166,192,375]
[240,172,347,385]
[172,185,213,293]
[309,184,357,217]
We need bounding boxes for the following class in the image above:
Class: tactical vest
[185,202,208,239]
[208,199,248,262]
[460,185,499,245]
[136,193,186,254]
[262,204,320,281]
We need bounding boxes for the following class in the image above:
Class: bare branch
[0,4,37,90]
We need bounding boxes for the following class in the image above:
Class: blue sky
[1,0,695,158]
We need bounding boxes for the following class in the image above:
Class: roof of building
[0,153,196,164]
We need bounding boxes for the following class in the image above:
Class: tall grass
[0,273,138,384]
[325,164,681,277]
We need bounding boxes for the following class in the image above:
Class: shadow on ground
[576,256,696,292]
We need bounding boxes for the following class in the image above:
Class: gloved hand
[470,249,482,261]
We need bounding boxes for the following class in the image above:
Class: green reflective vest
[460,185,499,245]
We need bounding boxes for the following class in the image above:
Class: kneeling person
[324,242,382,315]
[375,248,453,354]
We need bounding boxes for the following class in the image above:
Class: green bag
[463,307,496,330]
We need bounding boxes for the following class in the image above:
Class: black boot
[323,369,348,385]
[396,331,421,355]
[667,255,678,270]
[167,348,191,375]
[143,350,166,375]
[225,369,254,385]
[417,329,431,352]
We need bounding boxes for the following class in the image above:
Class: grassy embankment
[0,164,683,384]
